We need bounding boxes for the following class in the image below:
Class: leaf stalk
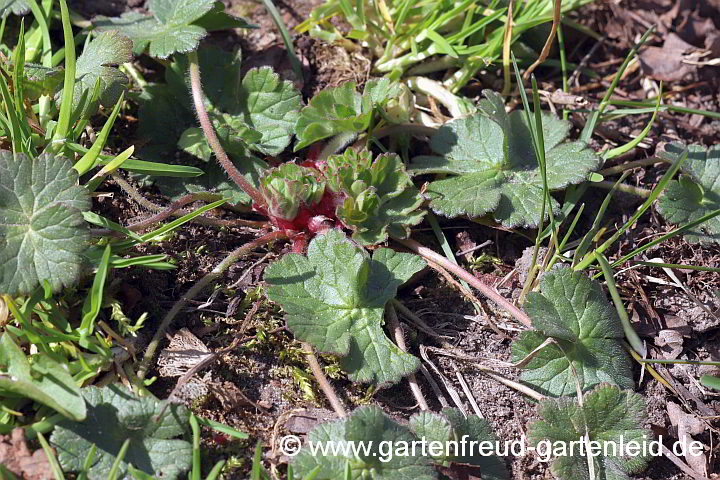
[187,51,267,210]
[137,230,287,380]
[394,237,532,327]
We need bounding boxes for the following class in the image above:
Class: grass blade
[575,148,688,271]
[194,416,249,439]
[580,27,654,143]
[77,444,97,480]
[250,441,265,480]
[51,0,76,148]
[75,91,125,175]
[597,252,646,356]
[107,439,131,480]
[82,211,144,241]
[78,244,111,335]
[260,0,304,83]
[37,432,65,480]
[603,85,662,161]
[206,460,226,480]
[0,65,25,154]
[86,145,135,191]
[572,171,630,267]
[190,413,201,480]
[609,207,720,270]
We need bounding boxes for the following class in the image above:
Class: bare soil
[72,0,720,478]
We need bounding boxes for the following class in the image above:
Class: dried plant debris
[0,428,53,480]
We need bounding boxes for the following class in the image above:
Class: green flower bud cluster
[260,163,326,220]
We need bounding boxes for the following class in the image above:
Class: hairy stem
[591,180,651,198]
[137,231,287,380]
[302,342,347,418]
[124,193,268,231]
[187,51,267,210]
[394,237,532,328]
[111,172,163,212]
[597,156,668,176]
[387,303,429,411]
[109,176,268,231]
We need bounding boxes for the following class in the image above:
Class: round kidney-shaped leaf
[0,152,91,295]
[50,384,192,480]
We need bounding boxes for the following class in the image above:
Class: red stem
[394,237,532,328]
[188,52,268,210]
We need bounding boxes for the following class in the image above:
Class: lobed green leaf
[291,405,436,479]
[94,0,251,59]
[50,384,192,480]
[0,152,90,295]
[529,384,652,480]
[412,90,600,228]
[511,267,634,396]
[294,78,404,151]
[656,142,720,244]
[409,408,508,479]
[265,230,426,385]
[65,31,132,118]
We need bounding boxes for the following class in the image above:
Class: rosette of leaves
[529,384,652,480]
[260,163,326,220]
[411,90,601,228]
[51,384,192,480]
[409,408,508,480]
[0,152,90,295]
[265,230,426,385]
[94,0,253,59]
[291,405,436,480]
[323,149,425,244]
[511,267,633,397]
[656,142,720,244]
[294,78,406,151]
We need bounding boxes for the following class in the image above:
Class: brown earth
[64,0,720,478]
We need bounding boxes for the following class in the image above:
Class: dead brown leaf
[284,408,336,434]
[639,33,699,82]
[667,402,708,477]
[0,429,53,480]
[157,328,211,378]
